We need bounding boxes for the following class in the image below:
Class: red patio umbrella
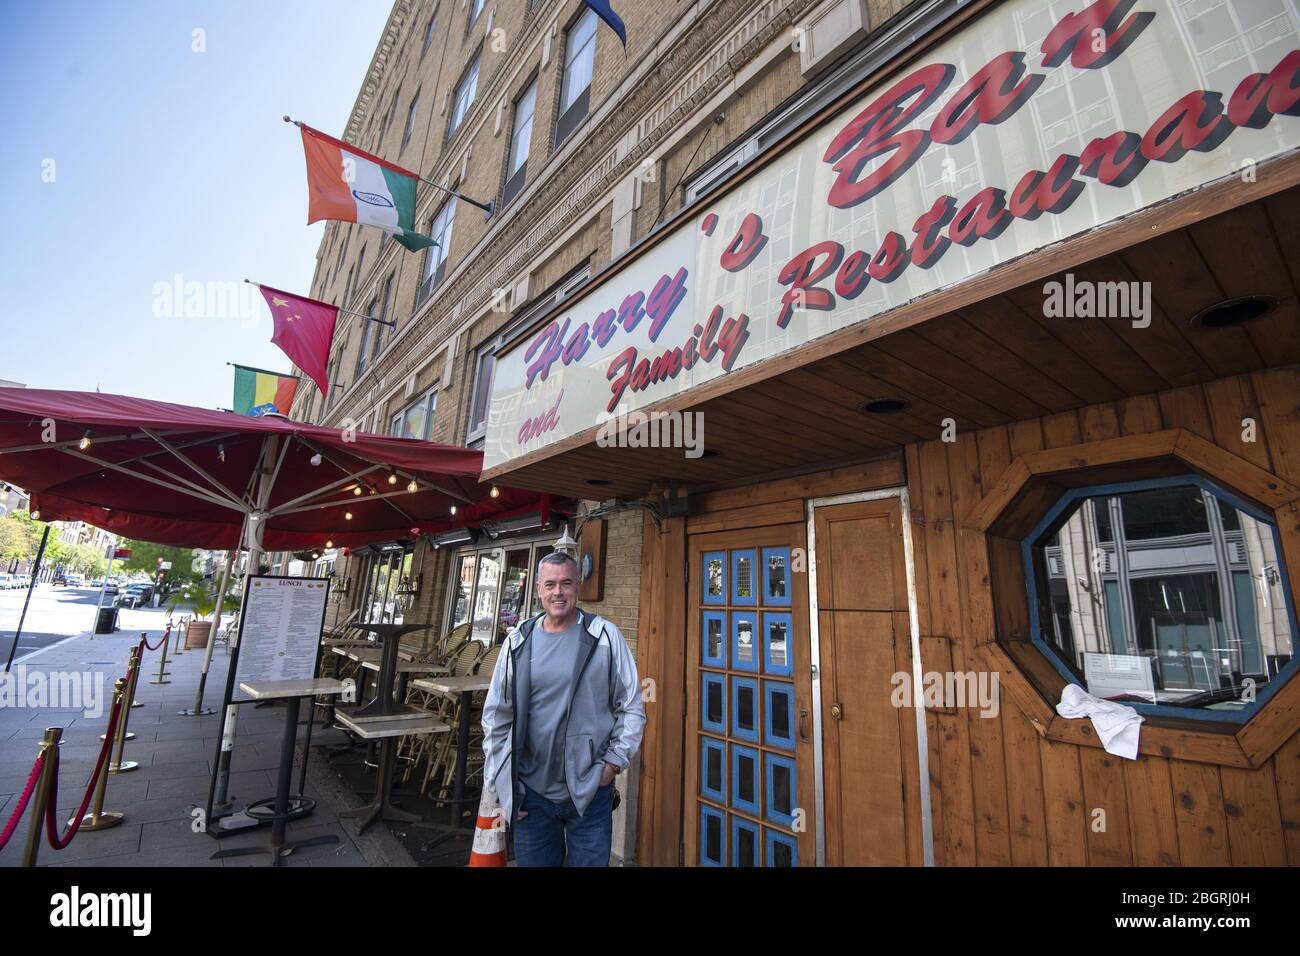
[0,387,549,551]
[0,387,566,830]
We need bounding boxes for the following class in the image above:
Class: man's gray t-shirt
[518,618,584,801]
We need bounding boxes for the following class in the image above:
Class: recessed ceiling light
[863,398,910,415]
[1190,295,1279,329]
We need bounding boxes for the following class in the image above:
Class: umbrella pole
[5,525,49,673]
[181,548,235,717]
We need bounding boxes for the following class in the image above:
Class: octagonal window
[1026,477,1296,722]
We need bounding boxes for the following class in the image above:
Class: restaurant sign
[484,0,1300,472]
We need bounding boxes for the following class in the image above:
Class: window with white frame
[418,197,457,303]
[401,90,420,150]
[422,8,438,54]
[450,55,480,134]
[446,539,556,646]
[354,292,380,379]
[503,77,537,207]
[466,349,496,445]
[555,7,596,147]
[467,0,485,31]
[390,387,437,442]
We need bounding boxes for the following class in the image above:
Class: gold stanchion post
[130,634,145,707]
[76,680,127,831]
[172,620,185,655]
[103,644,140,741]
[21,728,62,867]
[150,634,171,685]
[110,653,140,774]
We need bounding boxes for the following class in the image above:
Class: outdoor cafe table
[211,678,346,866]
[409,674,492,831]
[334,709,449,833]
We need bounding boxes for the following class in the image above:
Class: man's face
[537,558,577,624]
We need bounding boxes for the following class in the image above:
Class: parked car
[66,573,84,587]
[12,575,30,590]
[103,582,120,596]
[116,584,154,608]
[0,574,12,589]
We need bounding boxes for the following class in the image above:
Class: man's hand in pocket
[599,762,618,788]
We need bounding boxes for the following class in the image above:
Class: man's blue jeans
[512,781,614,867]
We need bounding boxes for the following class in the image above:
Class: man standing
[481,551,645,866]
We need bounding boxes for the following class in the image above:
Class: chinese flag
[257,285,339,398]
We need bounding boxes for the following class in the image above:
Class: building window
[422,8,438,55]
[467,0,485,32]
[376,272,395,344]
[555,7,596,148]
[1027,477,1295,720]
[390,387,437,442]
[502,77,537,207]
[417,197,457,304]
[358,547,415,624]
[450,54,480,134]
[684,137,762,207]
[354,291,381,379]
[401,91,420,151]
[445,538,556,646]
[466,349,496,445]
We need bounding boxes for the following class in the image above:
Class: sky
[0,0,394,410]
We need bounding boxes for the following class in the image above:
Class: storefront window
[358,548,415,625]
[444,539,556,643]
[1028,478,1295,717]
[471,549,502,645]
[452,553,476,628]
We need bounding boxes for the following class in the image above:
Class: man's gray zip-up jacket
[481,608,645,827]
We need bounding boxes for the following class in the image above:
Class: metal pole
[93,550,116,639]
[182,547,235,716]
[22,728,62,867]
[5,525,50,673]
[77,680,127,831]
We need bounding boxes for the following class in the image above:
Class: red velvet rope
[44,693,124,849]
[0,752,45,852]
[141,627,170,652]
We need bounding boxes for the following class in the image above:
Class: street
[0,584,172,664]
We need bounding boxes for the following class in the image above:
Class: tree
[118,539,200,587]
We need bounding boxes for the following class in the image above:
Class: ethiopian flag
[298,123,434,252]
[232,365,299,417]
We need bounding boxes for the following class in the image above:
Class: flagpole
[225,362,302,380]
[283,115,495,220]
[244,279,395,329]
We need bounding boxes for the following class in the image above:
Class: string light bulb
[344,511,353,521]
[30,510,40,520]
[218,443,226,463]
[489,485,500,498]
[325,540,334,549]
[449,504,457,516]
[353,485,362,496]
[79,431,92,451]
[407,479,418,493]
[388,473,398,485]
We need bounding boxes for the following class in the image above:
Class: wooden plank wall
[906,367,1299,866]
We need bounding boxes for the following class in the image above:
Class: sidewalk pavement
[0,620,416,867]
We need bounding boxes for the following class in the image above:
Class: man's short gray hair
[537,551,579,577]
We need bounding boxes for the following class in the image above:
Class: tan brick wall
[576,507,643,654]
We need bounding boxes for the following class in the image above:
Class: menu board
[231,576,330,703]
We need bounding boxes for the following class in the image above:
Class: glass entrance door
[686,523,813,866]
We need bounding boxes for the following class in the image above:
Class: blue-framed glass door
[687,524,813,867]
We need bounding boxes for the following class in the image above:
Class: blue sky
[0,1,392,410]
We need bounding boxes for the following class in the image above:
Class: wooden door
[684,523,815,866]
[815,498,925,866]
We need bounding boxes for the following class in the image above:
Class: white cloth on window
[1056,683,1144,760]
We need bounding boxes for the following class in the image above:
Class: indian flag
[232,365,299,417]
[298,123,434,252]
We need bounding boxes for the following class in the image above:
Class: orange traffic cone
[468,788,507,867]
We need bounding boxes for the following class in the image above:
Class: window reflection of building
[356,547,415,625]
[444,537,557,646]
[1033,482,1294,711]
